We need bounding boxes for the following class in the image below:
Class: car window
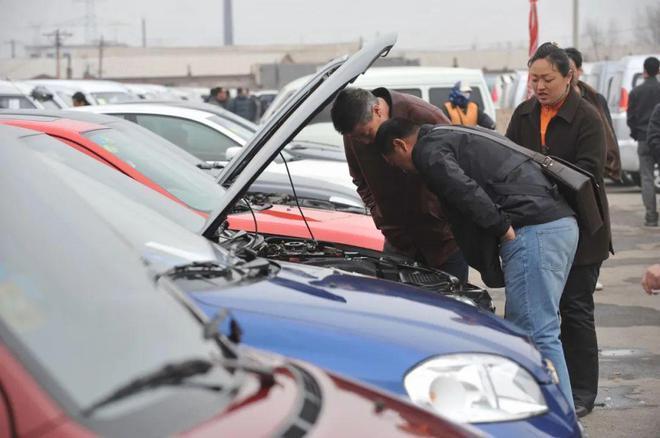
[0,95,37,109]
[208,115,256,142]
[134,114,238,161]
[429,87,485,110]
[82,127,226,213]
[607,73,623,112]
[91,91,133,105]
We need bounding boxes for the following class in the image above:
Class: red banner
[527,0,539,98]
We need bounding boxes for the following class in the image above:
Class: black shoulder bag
[431,125,605,236]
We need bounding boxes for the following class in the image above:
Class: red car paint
[0,118,384,252]
[0,343,476,437]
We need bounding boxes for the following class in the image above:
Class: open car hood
[202,34,397,238]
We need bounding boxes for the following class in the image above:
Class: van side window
[430,87,484,110]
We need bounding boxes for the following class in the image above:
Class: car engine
[218,230,494,312]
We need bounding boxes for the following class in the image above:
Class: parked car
[24,79,136,105]
[0,80,46,109]
[0,110,372,247]
[122,83,182,101]
[10,119,579,436]
[0,124,475,438]
[261,66,496,146]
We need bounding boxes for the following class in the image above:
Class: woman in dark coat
[506,42,613,418]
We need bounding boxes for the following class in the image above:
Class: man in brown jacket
[565,47,622,181]
[330,87,467,282]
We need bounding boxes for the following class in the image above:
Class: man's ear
[392,138,407,152]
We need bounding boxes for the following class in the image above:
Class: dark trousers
[383,240,469,284]
[560,262,601,410]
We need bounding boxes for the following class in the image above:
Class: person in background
[647,103,660,166]
[72,91,90,107]
[565,47,621,182]
[207,86,231,109]
[506,42,612,418]
[441,81,496,129]
[228,87,259,122]
[627,56,660,227]
[375,117,578,410]
[330,87,468,283]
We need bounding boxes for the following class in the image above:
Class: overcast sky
[0,0,656,57]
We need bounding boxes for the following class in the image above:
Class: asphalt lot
[470,183,660,437]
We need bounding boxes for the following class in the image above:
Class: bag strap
[430,125,556,169]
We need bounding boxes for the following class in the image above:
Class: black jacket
[647,103,660,164]
[412,124,574,287]
[506,89,612,266]
[627,76,660,141]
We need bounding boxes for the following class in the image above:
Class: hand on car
[641,264,660,295]
[501,226,516,243]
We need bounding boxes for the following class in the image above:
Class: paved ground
[469,183,660,437]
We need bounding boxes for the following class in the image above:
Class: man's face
[349,103,387,144]
[383,134,417,173]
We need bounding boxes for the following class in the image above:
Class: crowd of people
[330,43,660,420]
[206,86,261,122]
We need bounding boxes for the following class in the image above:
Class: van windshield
[429,87,484,110]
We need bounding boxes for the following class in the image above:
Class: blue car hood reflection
[188,262,548,395]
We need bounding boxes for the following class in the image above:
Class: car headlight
[404,354,548,423]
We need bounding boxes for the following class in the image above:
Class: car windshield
[82,127,226,213]
[91,91,134,105]
[0,138,235,416]
[208,115,256,141]
[0,95,37,109]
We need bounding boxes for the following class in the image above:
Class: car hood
[187,261,549,391]
[202,34,397,238]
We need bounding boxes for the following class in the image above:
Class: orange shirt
[539,96,568,148]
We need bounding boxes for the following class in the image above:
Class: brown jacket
[343,88,458,267]
[578,81,622,181]
[506,89,613,265]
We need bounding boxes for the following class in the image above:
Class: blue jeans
[500,217,578,410]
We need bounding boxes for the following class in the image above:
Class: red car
[0,114,384,252]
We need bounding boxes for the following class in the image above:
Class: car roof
[24,79,132,93]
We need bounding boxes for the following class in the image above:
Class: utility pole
[5,39,16,58]
[141,17,147,48]
[98,35,104,78]
[43,29,72,79]
[64,53,73,79]
[223,0,234,46]
[573,0,579,49]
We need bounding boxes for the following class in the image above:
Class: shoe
[575,405,591,418]
[644,219,659,227]
[595,281,603,291]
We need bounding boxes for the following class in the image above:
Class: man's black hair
[564,47,583,69]
[72,91,88,104]
[330,88,377,134]
[528,42,571,77]
[644,56,659,77]
[375,117,419,156]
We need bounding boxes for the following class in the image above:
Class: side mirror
[225,146,242,161]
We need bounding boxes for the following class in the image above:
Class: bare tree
[585,20,604,61]
[635,4,660,46]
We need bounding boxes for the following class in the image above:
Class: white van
[262,66,495,146]
[596,54,660,186]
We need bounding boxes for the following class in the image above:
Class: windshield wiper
[82,358,222,416]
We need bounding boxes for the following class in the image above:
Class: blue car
[9,35,580,437]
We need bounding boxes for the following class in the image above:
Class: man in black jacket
[375,118,579,408]
[627,56,660,226]
[648,103,660,165]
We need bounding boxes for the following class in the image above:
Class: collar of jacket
[518,88,582,123]
[644,76,659,84]
[373,87,413,118]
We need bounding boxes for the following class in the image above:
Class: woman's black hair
[528,42,571,77]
